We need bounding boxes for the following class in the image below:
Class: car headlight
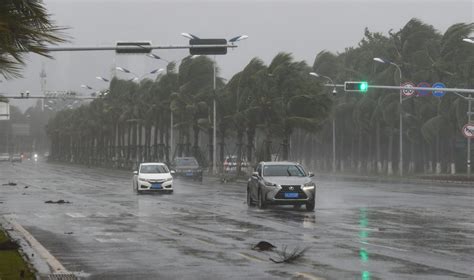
[303,182,315,188]
[138,177,149,182]
[164,177,173,182]
[264,181,276,187]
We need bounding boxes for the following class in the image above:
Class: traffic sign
[416,82,431,96]
[462,124,474,138]
[432,82,446,97]
[189,38,227,55]
[401,82,416,97]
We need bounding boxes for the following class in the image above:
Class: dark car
[247,161,316,211]
[11,153,22,162]
[171,157,203,182]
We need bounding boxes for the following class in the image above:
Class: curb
[0,216,77,279]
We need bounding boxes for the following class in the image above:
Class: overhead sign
[189,39,227,55]
[462,124,474,138]
[432,82,446,97]
[116,41,152,54]
[401,82,416,97]
[0,102,9,120]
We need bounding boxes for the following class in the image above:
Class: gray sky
[2,0,473,110]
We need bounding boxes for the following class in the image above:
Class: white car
[133,163,174,194]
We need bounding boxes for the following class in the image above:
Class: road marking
[295,272,326,280]
[65,212,87,218]
[95,238,127,243]
[224,228,249,232]
[7,218,69,274]
[359,240,409,252]
[236,252,267,262]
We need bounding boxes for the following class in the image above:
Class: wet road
[1,161,473,280]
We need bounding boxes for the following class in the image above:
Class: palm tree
[0,0,66,79]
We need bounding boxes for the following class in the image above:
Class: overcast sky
[2,0,473,110]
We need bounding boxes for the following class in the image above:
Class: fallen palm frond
[269,246,308,264]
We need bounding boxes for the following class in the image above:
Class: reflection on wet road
[1,161,473,279]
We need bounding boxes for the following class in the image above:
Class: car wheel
[306,197,315,211]
[257,189,267,209]
[247,186,254,207]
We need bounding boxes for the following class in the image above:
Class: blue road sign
[432,82,446,97]
[416,82,431,96]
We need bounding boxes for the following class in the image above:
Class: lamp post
[309,72,337,173]
[373,57,403,176]
[180,33,248,174]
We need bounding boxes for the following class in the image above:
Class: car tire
[257,189,267,209]
[247,186,254,207]
[306,197,315,211]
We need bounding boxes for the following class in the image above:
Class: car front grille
[275,185,307,199]
[149,180,165,184]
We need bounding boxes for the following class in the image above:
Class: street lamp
[116,66,164,81]
[462,37,474,44]
[373,57,403,176]
[96,76,109,82]
[309,72,337,173]
[181,33,248,175]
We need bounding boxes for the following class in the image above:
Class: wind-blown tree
[0,0,66,78]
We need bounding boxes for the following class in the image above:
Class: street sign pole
[468,95,472,178]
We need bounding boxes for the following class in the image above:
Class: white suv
[132,163,174,194]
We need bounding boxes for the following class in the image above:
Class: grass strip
[0,229,35,280]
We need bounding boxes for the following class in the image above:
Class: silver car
[247,161,316,211]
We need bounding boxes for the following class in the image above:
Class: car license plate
[284,192,298,198]
[151,184,162,189]
[185,172,193,176]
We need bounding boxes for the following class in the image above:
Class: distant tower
[40,63,47,111]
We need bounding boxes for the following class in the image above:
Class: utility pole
[213,56,217,175]
[468,95,472,178]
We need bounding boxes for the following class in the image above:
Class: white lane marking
[224,228,249,232]
[95,238,127,243]
[359,240,409,252]
[8,218,69,274]
[65,212,87,218]
[34,214,53,219]
[295,272,326,280]
[94,212,108,217]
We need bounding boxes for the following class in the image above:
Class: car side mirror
[308,172,314,177]
[170,170,176,174]
[133,171,138,175]
[252,171,259,178]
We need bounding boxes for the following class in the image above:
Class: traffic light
[189,39,227,55]
[344,81,368,93]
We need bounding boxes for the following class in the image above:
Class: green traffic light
[360,82,368,92]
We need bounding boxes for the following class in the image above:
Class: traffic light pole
[468,96,472,178]
[45,44,238,52]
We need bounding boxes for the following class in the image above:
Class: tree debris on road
[45,199,71,204]
[252,241,276,251]
[270,246,308,264]
[2,182,17,186]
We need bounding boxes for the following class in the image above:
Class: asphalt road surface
[1,160,473,280]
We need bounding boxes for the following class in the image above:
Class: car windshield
[263,164,306,177]
[175,158,198,166]
[140,165,169,174]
